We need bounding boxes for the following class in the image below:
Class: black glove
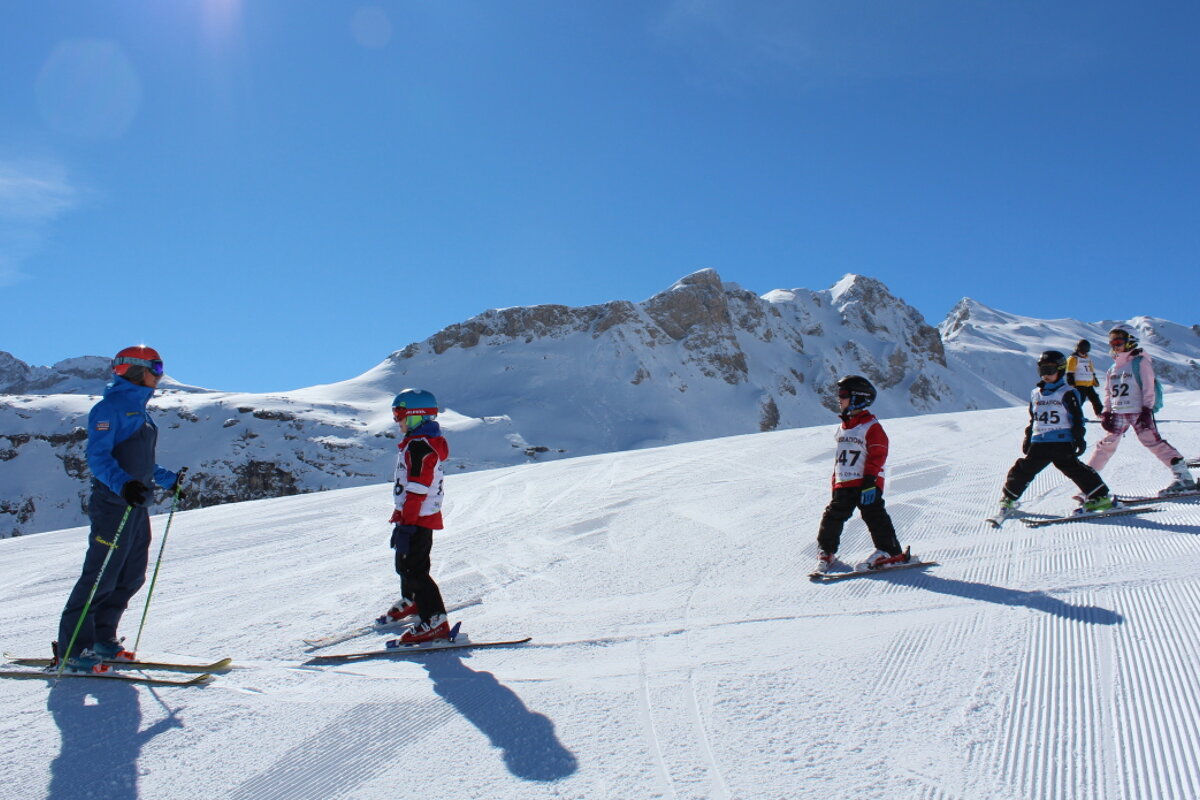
[171,467,188,502]
[1100,411,1116,433]
[1074,439,1087,457]
[121,480,149,507]
[1021,437,1031,455]
[1136,408,1154,429]
[390,524,418,554]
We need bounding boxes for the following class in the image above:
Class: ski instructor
[55,345,185,674]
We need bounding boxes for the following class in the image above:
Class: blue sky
[2,1,1197,393]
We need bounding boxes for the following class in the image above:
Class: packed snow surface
[2,396,1200,799]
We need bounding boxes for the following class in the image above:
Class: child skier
[815,375,909,573]
[991,350,1114,525]
[1066,338,1104,417]
[378,388,453,643]
[1088,326,1197,496]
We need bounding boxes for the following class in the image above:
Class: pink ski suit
[1087,349,1182,471]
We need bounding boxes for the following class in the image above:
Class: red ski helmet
[112,345,164,378]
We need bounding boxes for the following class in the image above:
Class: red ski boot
[397,614,451,644]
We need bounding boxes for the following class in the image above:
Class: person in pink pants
[1088,326,1196,496]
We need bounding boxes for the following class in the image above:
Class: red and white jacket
[831,410,889,490]
[390,430,449,529]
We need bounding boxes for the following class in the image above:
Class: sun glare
[201,0,243,44]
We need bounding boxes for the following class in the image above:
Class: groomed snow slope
[2,395,1200,800]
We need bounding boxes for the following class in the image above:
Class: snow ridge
[3,270,1199,537]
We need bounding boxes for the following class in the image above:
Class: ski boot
[1160,459,1198,496]
[396,614,452,644]
[1073,494,1116,516]
[62,648,110,675]
[814,550,836,574]
[377,597,419,626]
[93,639,137,662]
[856,548,910,572]
[988,497,1019,526]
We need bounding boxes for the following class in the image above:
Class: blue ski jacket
[86,377,178,498]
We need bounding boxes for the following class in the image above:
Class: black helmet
[1037,350,1067,377]
[1075,339,1091,355]
[836,375,877,412]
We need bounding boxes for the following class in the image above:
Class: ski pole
[57,505,133,679]
[133,471,186,652]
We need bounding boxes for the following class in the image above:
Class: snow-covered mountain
[2,397,1199,798]
[3,270,1199,537]
[941,298,1200,401]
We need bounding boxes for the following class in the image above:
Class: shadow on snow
[421,653,578,782]
[47,680,182,800]
[905,573,1125,625]
[228,654,576,799]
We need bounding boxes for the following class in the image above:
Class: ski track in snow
[1,397,1199,799]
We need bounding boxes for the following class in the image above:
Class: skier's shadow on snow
[907,574,1124,624]
[46,679,182,800]
[420,654,578,782]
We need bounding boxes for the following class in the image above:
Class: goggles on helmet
[113,356,165,376]
[1038,361,1062,375]
[393,407,435,421]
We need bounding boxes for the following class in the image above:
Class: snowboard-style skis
[1114,490,1200,506]
[1020,506,1159,528]
[5,653,231,673]
[0,669,213,686]
[809,559,937,582]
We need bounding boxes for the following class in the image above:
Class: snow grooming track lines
[226,700,459,800]
[994,590,1113,800]
[1112,581,1200,800]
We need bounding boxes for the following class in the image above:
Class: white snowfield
[2,395,1199,800]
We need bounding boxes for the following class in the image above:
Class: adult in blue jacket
[57,345,184,673]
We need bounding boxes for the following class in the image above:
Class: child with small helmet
[378,388,454,643]
[814,375,910,574]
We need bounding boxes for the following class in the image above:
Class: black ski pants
[1075,385,1104,417]
[393,526,447,621]
[1003,441,1107,502]
[817,487,901,556]
[58,495,151,660]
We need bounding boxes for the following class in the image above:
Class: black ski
[1114,490,1200,506]
[308,623,530,662]
[1020,506,1159,528]
[5,653,231,673]
[809,560,937,582]
[0,669,212,686]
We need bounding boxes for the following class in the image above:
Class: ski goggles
[113,356,165,376]
[392,406,436,421]
[1037,362,1062,375]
